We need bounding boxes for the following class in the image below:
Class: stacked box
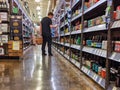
[8,41,23,56]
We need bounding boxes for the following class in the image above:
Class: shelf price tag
[87,70,90,75]
[100,50,103,57]
[98,78,102,84]
[95,75,98,81]
[111,53,116,59]
[97,49,100,55]
[93,74,96,80]
[76,62,80,68]
[90,71,93,77]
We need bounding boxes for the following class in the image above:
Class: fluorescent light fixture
[46,0,51,15]
[35,0,40,2]
[36,6,41,10]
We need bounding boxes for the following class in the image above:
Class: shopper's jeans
[42,35,52,54]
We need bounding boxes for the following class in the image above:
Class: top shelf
[71,0,107,22]
[60,12,67,21]
[84,0,107,15]
[13,0,32,23]
[84,0,107,20]
[71,0,81,10]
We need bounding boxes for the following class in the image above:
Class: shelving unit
[0,0,33,59]
[53,0,120,89]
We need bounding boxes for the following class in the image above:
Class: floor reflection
[0,46,103,90]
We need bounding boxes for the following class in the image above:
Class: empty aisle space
[0,46,103,90]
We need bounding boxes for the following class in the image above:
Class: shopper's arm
[50,24,57,28]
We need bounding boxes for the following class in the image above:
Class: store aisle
[0,46,103,90]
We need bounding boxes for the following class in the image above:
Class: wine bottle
[91,36,95,47]
[97,35,102,48]
[93,35,97,47]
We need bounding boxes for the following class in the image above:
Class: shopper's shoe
[42,53,47,56]
[49,53,53,56]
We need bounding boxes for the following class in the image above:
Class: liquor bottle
[94,35,98,47]
[96,35,99,48]
[91,36,96,47]
[97,35,102,48]
[91,36,95,47]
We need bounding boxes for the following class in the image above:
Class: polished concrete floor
[0,46,104,90]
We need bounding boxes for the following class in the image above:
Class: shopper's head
[48,12,54,19]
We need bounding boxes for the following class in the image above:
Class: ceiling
[19,0,56,23]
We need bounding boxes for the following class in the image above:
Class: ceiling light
[35,0,40,2]
[38,12,41,15]
[36,6,41,10]
[40,18,42,21]
[38,16,42,19]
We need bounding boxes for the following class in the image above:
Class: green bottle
[76,36,81,45]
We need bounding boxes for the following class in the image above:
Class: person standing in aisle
[40,12,57,56]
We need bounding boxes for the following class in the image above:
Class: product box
[8,41,23,56]
[36,38,43,44]
[8,49,22,53]
[0,47,4,55]
[0,24,8,32]
[2,35,8,43]
[0,12,8,21]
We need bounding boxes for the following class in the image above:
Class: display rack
[0,0,33,59]
[53,0,120,89]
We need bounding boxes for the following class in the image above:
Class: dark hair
[48,12,54,16]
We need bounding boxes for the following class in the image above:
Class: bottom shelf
[64,54,69,60]
[81,66,105,88]
[52,46,120,90]
[0,56,20,59]
[53,47,104,88]
[70,58,80,68]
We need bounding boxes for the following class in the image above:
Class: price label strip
[95,75,98,81]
